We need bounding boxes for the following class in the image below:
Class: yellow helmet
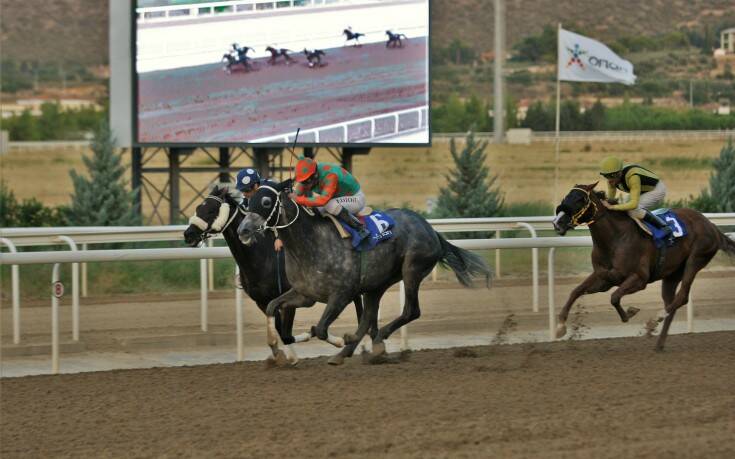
[599,156,623,176]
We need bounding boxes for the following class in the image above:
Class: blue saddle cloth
[642,209,687,248]
[340,211,396,251]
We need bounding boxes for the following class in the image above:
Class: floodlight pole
[493,0,505,144]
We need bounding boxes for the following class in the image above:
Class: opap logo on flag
[558,28,636,85]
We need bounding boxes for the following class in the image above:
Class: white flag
[558,28,636,85]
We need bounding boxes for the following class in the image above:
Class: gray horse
[237,186,492,365]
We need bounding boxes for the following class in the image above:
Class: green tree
[6,109,40,141]
[432,131,504,220]
[583,99,606,130]
[0,184,20,227]
[521,101,554,131]
[698,139,735,212]
[66,121,140,226]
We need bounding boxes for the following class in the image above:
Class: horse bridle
[257,186,300,235]
[188,195,244,244]
[569,187,599,227]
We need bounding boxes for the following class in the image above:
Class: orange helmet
[295,157,317,182]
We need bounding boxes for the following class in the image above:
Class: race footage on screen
[135,0,429,145]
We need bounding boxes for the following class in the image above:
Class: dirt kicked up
[2,331,734,458]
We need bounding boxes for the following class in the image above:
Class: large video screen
[134,0,430,146]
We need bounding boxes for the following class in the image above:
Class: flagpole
[554,22,562,206]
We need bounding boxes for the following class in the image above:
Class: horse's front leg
[610,273,648,323]
[557,271,611,338]
[311,293,356,350]
[265,289,315,365]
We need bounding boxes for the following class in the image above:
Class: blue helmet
[235,168,261,192]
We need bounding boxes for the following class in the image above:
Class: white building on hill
[721,27,735,53]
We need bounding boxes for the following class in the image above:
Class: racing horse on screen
[553,183,735,350]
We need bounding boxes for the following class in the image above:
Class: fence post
[235,266,244,361]
[200,253,208,332]
[516,223,539,312]
[208,238,214,291]
[0,238,21,344]
[55,236,80,341]
[548,248,556,341]
[81,243,88,298]
[495,230,501,278]
[51,263,61,374]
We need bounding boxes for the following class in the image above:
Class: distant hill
[433,0,735,55]
[0,0,108,65]
[1,0,734,65]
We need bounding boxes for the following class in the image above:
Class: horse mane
[210,184,242,206]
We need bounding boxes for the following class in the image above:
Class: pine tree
[701,138,735,212]
[66,121,139,226]
[433,131,504,219]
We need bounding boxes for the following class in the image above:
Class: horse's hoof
[371,341,386,357]
[626,307,640,320]
[273,349,289,366]
[555,324,567,339]
[644,318,659,336]
[327,354,345,366]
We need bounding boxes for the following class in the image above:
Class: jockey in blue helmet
[235,168,292,251]
[235,168,264,199]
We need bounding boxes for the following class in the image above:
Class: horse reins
[257,186,300,236]
[569,187,599,227]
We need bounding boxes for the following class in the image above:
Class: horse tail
[717,228,735,257]
[436,233,492,288]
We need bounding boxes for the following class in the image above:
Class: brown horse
[553,183,735,350]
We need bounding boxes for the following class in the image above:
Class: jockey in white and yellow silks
[599,156,674,244]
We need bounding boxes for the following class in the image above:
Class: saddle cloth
[337,210,396,251]
[638,209,687,248]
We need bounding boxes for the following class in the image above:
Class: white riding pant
[321,190,366,216]
[627,181,667,219]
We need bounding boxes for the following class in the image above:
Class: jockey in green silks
[599,156,674,244]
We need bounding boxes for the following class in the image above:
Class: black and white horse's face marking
[183,187,230,247]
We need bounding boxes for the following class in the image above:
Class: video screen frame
[131,0,432,147]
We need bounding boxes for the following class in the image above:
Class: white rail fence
[252,106,429,144]
[3,215,735,374]
[137,0,393,24]
[3,233,735,374]
[434,129,735,143]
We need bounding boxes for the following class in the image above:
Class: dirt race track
[2,330,734,458]
[137,39,427,143]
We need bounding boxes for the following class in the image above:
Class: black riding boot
[643,210,674,245]
[337,208,370,241]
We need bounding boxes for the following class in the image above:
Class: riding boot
[337,208,370,241]
[643,210,674,245]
